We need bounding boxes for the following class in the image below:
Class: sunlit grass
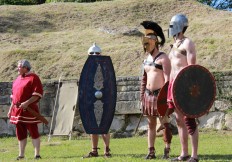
[0,130,232,162]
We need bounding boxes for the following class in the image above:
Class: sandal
[145,153,156,159]
[104,146,111,158]
[82,148,99,158]
[188,157,199,162]
[104,152,111,158]
[34,155,42,160]
[16,156,24,160]
[171,155,190,161]
[145,147,156,160]
[162,147,170,159]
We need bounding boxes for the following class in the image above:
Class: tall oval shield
[172,65,216,118]
[78,56,117,134]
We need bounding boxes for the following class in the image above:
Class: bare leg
[18,138,27,157]
[91,134,99,151]
[83,134,99,158]
[147,116,157,148]
[165,143,171,149]
[32,137,40,156]
[102,133,110,153]
[190,127,199,159]
[102,133,111,157]
[144,116,157,159]
[175,109,189,157]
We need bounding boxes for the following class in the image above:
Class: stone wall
[0,71,232,137]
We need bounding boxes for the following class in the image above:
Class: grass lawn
[0,130,231,162]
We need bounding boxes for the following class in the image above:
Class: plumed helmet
[169,14,188,37]
[141,21,165,46]
[88,43,102,55]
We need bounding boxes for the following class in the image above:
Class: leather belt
[14,102,21,108]
[145,88,161,96]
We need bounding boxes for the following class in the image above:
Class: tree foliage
[197,0,232,10]
[0,0,39,5]
[0,0,111,5]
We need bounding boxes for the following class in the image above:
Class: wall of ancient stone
[0,71,231,137]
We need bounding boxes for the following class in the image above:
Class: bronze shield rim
[172,65,216,118]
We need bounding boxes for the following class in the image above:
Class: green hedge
[0,0,111,5]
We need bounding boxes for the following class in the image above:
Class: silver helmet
[88,43,102,55]
[169,14,188,37]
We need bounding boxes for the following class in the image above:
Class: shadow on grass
[87,154,148,159]
[107,154,147,158]
[19,154,232,161]
[48,154,147,160]
[45,155,83,159]
[171,154,232,161]
[199,154,232,161]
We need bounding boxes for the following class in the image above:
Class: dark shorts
[16,123,40,140]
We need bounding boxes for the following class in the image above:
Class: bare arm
[162,54,171,83]
[185,39,196,65]
[20,95,40,110]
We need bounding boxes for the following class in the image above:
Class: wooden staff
[134,113,143,135]
[48,74,62,142]
[27,107,48,125]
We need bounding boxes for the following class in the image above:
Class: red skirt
[10,105,41,124]
[142,90,159,116]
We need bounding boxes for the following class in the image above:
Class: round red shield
[157,81,173,116]
[172,65,216,118]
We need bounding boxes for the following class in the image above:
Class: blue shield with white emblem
[78,56,117,134]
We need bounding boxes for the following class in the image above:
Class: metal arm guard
[140,71,147,101]
[163,123,172,144]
